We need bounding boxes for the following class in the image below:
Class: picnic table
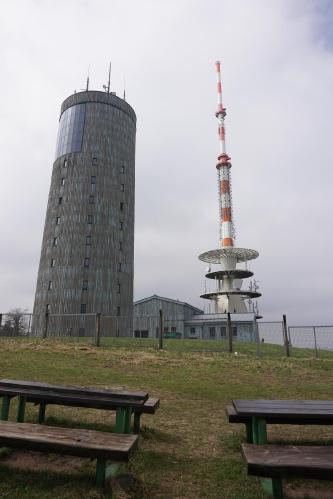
[0,379,159,433]
[231,399,333,498]
[232,399,333,444]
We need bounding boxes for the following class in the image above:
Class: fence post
[282,314,290,357]
[227,312,233,353]
[43,312,49,339]
[27,314,32,336]
[0,313,2,329]
[253,316,260,356]
[95,313,101,347]
[159,309,163,350]
[313,326,318,358]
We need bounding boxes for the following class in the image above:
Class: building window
[91,176,96,184]
[171,326,177,332]
[82,279,88,291]
[61,177,65,186]
[92,153,98,165]
[118,262,122,272]
[50,258,55,267]
[190,327,196,335]
[117,283,121,294]
[89,195,95,204]
[117,306,121,316]
[56,216,61,225]
[120,202,124,211]
[86,235,91,245]
[58,197,63,205]
[53,237,58,246]
[119,220,123,230]
[134,330,140,338]
[232,327,238,337]
[121,165,125,174]
[80,304,86,314]
[118,241,122,251]
[209,327,216,338]
[48,281,53,290]
[84,258,90,268]
[46,304,50,313]
[141,330,148,338]
[220,326,226,337]
[87,215,94,224]
[120,183,124,192]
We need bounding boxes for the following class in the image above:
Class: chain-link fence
[1,310,333,357]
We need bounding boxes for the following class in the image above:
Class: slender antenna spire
[123,76,126,101]
[86,65,90,91]
[103,62,111,93]
[215,61,235,248]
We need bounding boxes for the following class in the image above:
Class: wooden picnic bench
[242,443,333,499]
[229,399,333,497]
[0,419,138,490]
[0,379,159,434]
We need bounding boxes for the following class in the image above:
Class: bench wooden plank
[233,400,333,419]
[242,443,333,481]
[226,404,333,425]
[0,420,138,460]
[0,379,148,402]
[0,387,145,410]
[137,398,160,415]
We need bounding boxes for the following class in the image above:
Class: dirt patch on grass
[0,449,90,474]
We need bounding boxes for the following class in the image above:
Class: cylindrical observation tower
[32,90,136,336]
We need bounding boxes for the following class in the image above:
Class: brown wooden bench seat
[0,420,138,490]
[242,443,333,499]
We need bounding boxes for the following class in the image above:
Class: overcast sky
[1,0,333,324]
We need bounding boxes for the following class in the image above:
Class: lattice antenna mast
[215,61,235,247]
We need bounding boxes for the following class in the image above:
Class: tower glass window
[55,104,86,159]
[80,304,86,314]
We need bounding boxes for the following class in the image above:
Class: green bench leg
[96,458,107,489]
[1,396,11,421]
[38,402,47,424]
[17,396,26,422]
[115,407,131,434]
[252,416,273,496]
[133,412,141,434]
[272,478,283,499]
[245,422,253,443]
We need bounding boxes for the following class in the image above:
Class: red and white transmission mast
[215,60,234,248]
[198,61,262,316]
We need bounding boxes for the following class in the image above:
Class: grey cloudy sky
[1,0,333,324]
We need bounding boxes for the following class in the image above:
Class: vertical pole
[43,312,49,339]
[0,313,2,329]
[27,314,32,335]
[95,313,101,347]
[159,309,163,350]
[227,312,233,353]
[282,314,290,357]
[254,316,260,356]
[313,326,318,358]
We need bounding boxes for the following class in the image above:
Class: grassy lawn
[0,338,332,498]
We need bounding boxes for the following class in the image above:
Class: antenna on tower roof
[86,65,90,91]
[103,61,111,93]
[123,76,126,101]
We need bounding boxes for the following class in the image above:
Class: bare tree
[5,308,29,336]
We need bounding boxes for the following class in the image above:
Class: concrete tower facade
[199,62,261,316]
[33,90,136,336]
